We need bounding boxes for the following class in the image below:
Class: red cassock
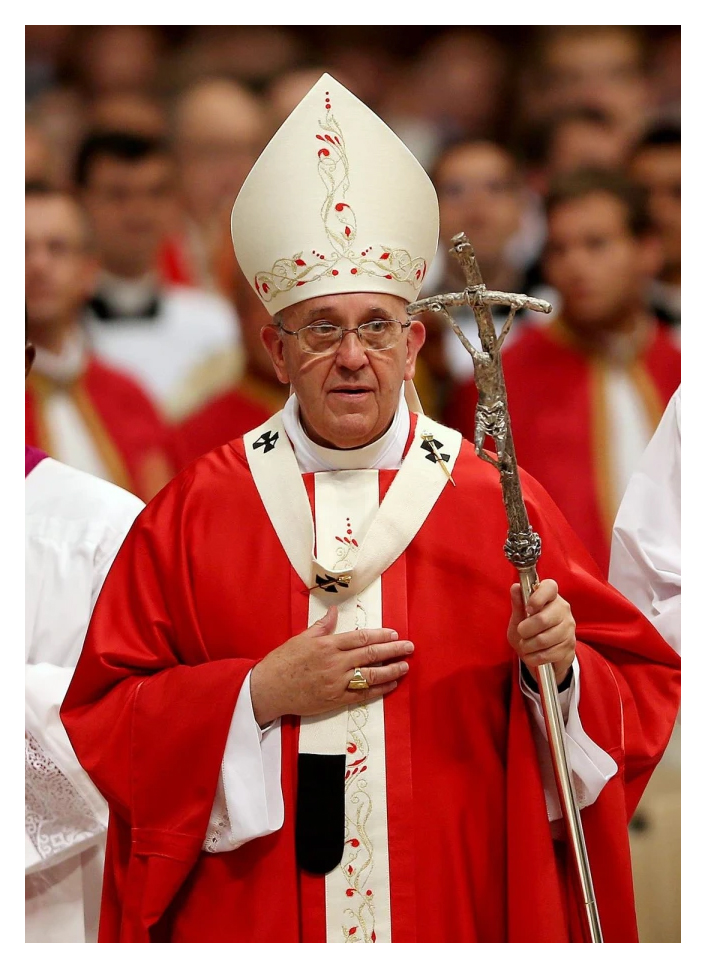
[61,430,680,943]
[25,356,174,503]
[444,322,681,574]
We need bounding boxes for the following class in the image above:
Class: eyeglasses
[278,318,411,356]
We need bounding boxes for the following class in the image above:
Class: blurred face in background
[25,123,53,185]
[79,26,161,98]
[414,30,507,137]
[80,153,176,278]
[549,117,628,177]
[436,142,522,267]
[233,262,283,383]
[173,80,267,229]
[25,194,95,330]
[543,191,658,334]
[541,28,648,139]
[631,144,681,277]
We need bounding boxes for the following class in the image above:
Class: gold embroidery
[341,701,376,942]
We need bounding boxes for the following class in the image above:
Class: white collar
[32,327,87,383]
[282,387,410,473]
[96,270,159,316]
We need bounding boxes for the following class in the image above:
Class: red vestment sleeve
[61,470,257,942]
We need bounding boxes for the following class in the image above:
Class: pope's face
[262,292,425,449]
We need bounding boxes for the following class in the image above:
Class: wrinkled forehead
[280,291,409,326]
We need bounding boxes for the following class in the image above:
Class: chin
[320,414,379,449]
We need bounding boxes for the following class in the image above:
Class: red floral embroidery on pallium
[349,927,357,936]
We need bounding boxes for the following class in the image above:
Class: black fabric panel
[295,752,346,875]
[521,661,574,693]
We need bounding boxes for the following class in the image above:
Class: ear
[260,324,290,385]
[404,319,426,381]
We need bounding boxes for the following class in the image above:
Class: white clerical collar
[32,327,87,383]
[97,270,159,317]
[282,387,410,473]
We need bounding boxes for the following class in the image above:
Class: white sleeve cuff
[203,670,284,853]
[520,658,618,822]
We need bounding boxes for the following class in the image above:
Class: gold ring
[347,668,369,691]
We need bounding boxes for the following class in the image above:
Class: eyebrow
[299,306,397,323]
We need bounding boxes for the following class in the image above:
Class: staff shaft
[517,567,603,943]
[408,232,604,943]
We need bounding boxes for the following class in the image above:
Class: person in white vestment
[609,385,681,655]
[25,351,144,942]
[608,384,681,943]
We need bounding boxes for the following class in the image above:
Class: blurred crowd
[25,25,681,942]
[26,26,681,544]
[25,23,681,569]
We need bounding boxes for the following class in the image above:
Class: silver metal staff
[407,232,603,944]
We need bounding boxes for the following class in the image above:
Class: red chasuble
[444,322,681,575]
[61,426,679,943]
[171,376,286,471]
[25,355,175,503]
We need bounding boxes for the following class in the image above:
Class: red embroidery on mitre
[254,91,427,302]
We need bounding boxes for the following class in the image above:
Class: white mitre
[231,73,439,314]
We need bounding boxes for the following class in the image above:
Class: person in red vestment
[171,258,289,470]
[25,183,174,502]
[61,75,679,944]
[444,168,681,575]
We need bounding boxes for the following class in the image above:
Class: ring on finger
[347,667,369,691]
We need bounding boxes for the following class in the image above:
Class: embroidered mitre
[230,73,439,315]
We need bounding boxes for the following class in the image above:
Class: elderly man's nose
[336,329,368,367]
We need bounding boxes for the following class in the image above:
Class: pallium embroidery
[254,90,427,301]
[341,702,376,942]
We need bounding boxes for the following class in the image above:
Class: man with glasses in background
[62,75,679,944]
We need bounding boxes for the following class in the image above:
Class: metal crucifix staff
[407,231,603,944]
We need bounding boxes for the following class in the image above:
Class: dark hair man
[629,123,681,327]
[75,131,238,419]
[446,168,680,573]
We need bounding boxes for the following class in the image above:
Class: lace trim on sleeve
[25,731,103,864]
[202,773,233,853]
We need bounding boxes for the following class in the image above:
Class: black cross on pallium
[314,573,350,593]
[253,430,279,454]
[420,438,450,463]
